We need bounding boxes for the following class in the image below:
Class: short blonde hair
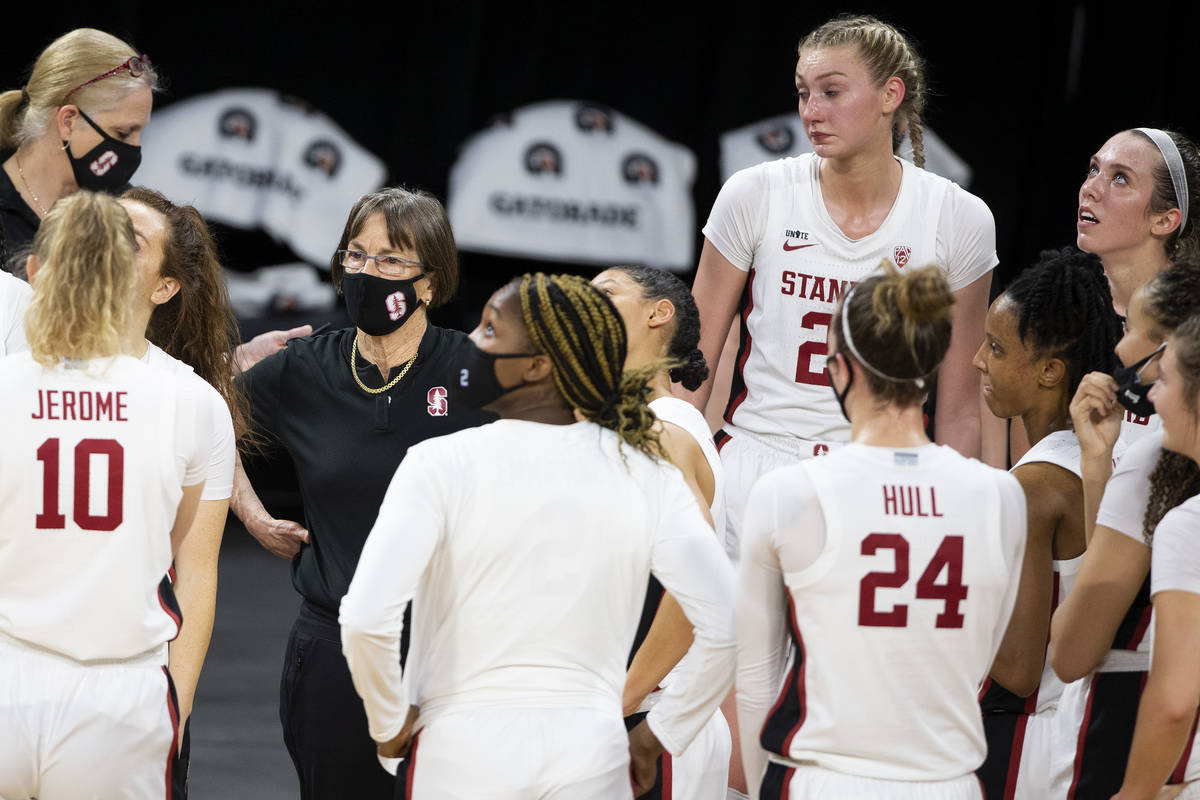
[0,28,158,149]
[25,191,136,365]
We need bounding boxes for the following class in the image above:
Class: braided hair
[609,265,709,391]
[518,273,667,463]
[799,15,927,167]
[1001,247,1122,398]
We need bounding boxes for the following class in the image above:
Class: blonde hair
[0,28,158,149]
[24,191,136,364]
[798,15,927,167]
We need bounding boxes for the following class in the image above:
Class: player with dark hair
[594,265,731,799]
[1112,314,1200,799]
[737,261,1025,799]
[341,272,736,799]
[1050,257,1200,797]
[971,247,1122,798]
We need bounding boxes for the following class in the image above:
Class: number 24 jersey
[736,443,1025,783]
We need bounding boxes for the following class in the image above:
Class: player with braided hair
[340,272,735,799]
[691,34,999,751]
[594,265,731,799]
[970,247,1122,799]
[1049,258,1200,798]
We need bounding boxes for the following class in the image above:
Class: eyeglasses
[63,55,152,103]
[337,249,428,277]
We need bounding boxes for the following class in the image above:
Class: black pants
[279,601,395,800]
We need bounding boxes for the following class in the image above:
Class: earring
[60,140,70,151]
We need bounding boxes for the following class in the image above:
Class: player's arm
[623,424,714,715]
[1049,525,1149,682]
[936,271,990,459]
[1069,372,1123,540]
[168,497,226,733]
[340,445,447,753]
[1112,590,1200,800]
[678,240,747,413]
[987,462,1061,696]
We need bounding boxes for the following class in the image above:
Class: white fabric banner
[137,88,386,267]
[719,112,972,187]
[448,100,697,272]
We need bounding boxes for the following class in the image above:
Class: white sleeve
[174,377,218,487]
[989,471,1028,659]
[1,273,31,356]
[1150,501,1200,596]
[735,468,818,800]
[644,467,737,757]
[936,184,997,292]
[1096,432,1162,542]
[340,443,448,743]
[200,384,235,500]
[701,164,768,271]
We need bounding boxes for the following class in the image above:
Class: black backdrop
[8,1,1199,331]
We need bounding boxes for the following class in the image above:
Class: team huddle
[2,13,1200,800]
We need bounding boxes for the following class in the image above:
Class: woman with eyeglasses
[1048,258,1200,798]
[233,186,493,799]
[0,29,154,269]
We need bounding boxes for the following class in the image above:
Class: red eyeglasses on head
[62,55,152,104]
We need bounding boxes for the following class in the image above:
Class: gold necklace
[14,150,47,216]
[350,332,417,394]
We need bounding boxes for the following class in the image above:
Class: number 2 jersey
[736,443,1026,785]
[703,154,996,441]
[0,353,219,661]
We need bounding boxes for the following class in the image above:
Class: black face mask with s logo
[63,110,142,191]
[341,272,424,336]
[1111,342,1167,418]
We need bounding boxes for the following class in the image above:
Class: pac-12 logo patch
[893,245,912,269]
[385,291,407,321]
[427,386,448,416]
[90,150,118,176]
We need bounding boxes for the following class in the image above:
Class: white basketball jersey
[1118,410,1162,451]
[765,444,1024,780]
[0,354,208,661]
[650,396,725,536]
[1012,430,1088,712]
[702,154,996,441]
[0,271,31,357]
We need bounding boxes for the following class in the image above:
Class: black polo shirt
[242,324,495,613]
[0,152,40,272]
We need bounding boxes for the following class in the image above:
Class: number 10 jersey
[0,354,214,662]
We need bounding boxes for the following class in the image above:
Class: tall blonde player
[0,192,228,799]
[737,263,1025,799]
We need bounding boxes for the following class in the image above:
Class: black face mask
[826,350,853,423]
[64,110,142,191]
[342,272,423,336]
[457,341,538,409]
[1112,342,1167,418]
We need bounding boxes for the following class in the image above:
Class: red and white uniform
[1118,411,1162,450]
[980,431,1090,799]
[0,270,31,356]
[645,396,731,799]
[341,419,736,799]
[703,154,996,557]
[737,443,1025,799]
[0,353,219,800]
[1148,495,1200,793]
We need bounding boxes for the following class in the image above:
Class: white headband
[1135,127,1190,230]
[839,286,928,390]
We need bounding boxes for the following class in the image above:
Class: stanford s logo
[385,291,407,321]
[893,246,912,269]
[427,386,448,417]
[90,151,118,176]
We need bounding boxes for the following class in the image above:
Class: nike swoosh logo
[783,241,817,251]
